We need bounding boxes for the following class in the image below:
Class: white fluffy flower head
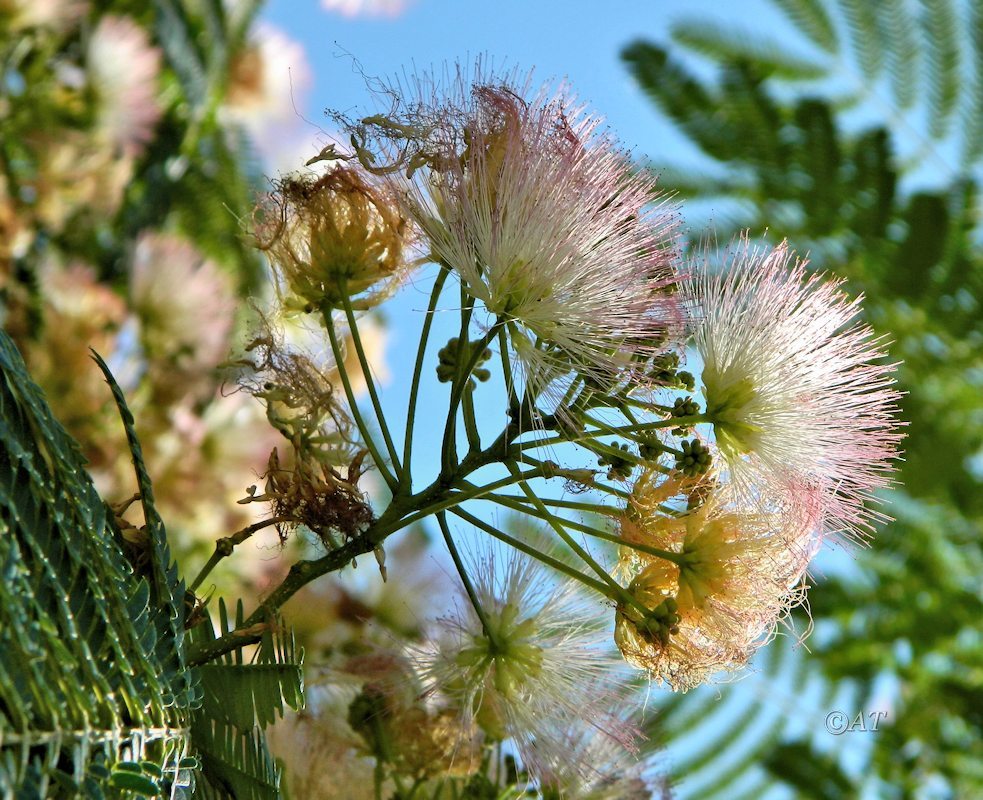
[415,545,636,783]
[692,237,903,540]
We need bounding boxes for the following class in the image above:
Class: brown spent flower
[243,445,373,548]
[254,166,410,311]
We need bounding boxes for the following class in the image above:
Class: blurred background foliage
[624,0,983,797]
[1,0,981,798]
[0,0,285,591]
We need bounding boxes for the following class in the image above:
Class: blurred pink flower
[320,0,410,18]
[86,15,162,157]
[129,232,236,393]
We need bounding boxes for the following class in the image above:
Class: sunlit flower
[222,22,312,170]
[691,237,903,540]
[0,0,86,31]
[87,15,162,157]
[414,545,636,782]
[615,473,819,691]
[355,66,682,408]
[225,23,310,123]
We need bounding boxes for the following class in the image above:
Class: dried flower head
[414,546,636,782]
[254,167,410,311]
[238,325,356,463]
[692,237,903,540]
[350,64,683,407]
[234,326,375,546]
[615,472,818,691]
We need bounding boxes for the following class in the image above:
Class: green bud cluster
[645,353,696,391]
[638,437,663,461]
[597,441,634,480]
[635,597,681,646]
[436,337,492,385]
[672,396,700,418]
[675,438,712,477]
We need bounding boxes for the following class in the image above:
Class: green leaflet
[187,599,304,798]
[919,0,961,140]
[771,0,840,52]
[670,19,828,80]
[190,598,304,731]
[91,350,198,713]
[0,331,192,796]
[190,721,281,800]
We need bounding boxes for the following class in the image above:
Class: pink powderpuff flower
[129,232,235,390]
[86,15,162,158]
[615,473,821,691]
[356,65,684,409]
[691,236,904,541]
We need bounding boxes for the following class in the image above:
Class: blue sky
[263,0,789,168]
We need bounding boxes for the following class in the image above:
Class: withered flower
[254,167,410,311]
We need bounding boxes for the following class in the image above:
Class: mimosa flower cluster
[246,61,903,796]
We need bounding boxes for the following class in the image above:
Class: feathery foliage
[0,331,194,797]
[0,331,305,798]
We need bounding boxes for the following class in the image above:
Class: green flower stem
[188,515,292,593]
[584,412,709,440]
[462,388,482,453]
[514,435,653,472]
[503,460,645,613]
[186,427,524,666]
[323,307,399,493]
[340,289,403,479]
[437,512,500,651]
[402,265,450,482]
[486,493,687,567]
[497,327,518,409]
[440,319,504,476]
[450,507,618,601]
[485,492,621,517]
[380,466,560,536]
[440,286,477,473]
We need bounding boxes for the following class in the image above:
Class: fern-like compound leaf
[0,332,193,797]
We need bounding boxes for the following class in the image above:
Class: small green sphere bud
[674,438,712,477]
